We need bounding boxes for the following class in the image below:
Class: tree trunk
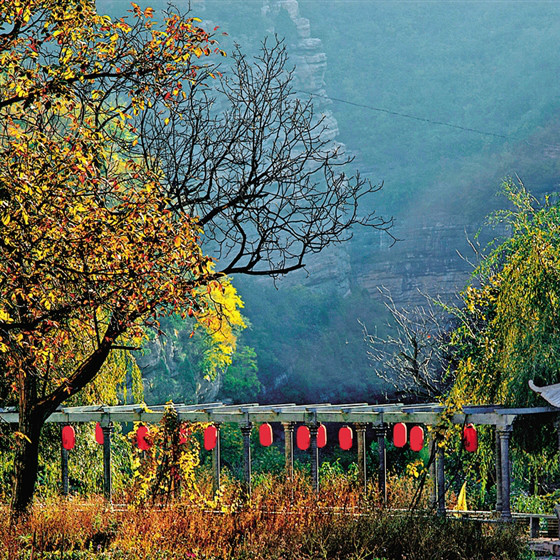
[11,406,43,515]
[10,316,122,514]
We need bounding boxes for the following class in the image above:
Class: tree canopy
[0,0,228,512]
[449,180,560,407]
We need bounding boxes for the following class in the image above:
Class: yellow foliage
[0,0,220,412]
[449,179,560,407]
[405,459,426,479]
[195,278,247,380]
[129,407,208,505]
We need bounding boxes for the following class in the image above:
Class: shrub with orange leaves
[0,472,527,560]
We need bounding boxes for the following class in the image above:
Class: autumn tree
[0,0,389,513]
[139,282,249,404]
[0,0,226,513]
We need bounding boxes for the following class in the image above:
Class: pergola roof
[1,402,557,426]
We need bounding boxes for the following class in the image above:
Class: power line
[296,90,547,145]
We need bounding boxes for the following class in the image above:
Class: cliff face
[260,0,341,151]
[352,219,478,306]
[260,1,475,304]
[135,330,222,405]
[286,218,478,308]
[189,0,480,307]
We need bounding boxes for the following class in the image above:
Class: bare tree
[135,38,392,277]
[362,287,453,401]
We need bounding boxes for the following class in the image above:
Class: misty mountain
[98,0,560,403]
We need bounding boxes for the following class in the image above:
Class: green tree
[449,179,560,406]
[218,344,261,403]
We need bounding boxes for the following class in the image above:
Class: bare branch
[139,38,392,277]
[361,287,454,401]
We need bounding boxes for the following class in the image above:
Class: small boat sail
[529,380,560,407]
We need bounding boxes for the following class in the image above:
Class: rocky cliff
[258,0,476,306]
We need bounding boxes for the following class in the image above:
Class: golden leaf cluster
[0,1,237,410]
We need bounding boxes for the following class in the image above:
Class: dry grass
[0,473,528,560]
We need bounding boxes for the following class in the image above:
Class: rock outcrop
[352,217,479,306]
[263,0,340,144]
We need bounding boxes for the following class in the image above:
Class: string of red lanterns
[60,421,478,453]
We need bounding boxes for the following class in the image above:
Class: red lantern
[339,426,353,450]
[95,422,104,445]
[317,424,327,448]
[204,425,218,450]
[393,423,407,448]
[62,425,75,450]
[136,425,152,451]
[463,423,478,452]
[409,425,424,451]
[259,423,273,447]
[296,425,310,450]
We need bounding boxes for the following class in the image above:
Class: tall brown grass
[0,473,528,560]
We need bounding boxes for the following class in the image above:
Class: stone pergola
[1,401,557,519]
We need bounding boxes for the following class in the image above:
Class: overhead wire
[296,89,560,151]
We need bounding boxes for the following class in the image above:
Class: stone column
[497,425,513,521]
[101,422,113,502]
[495,427,502,513]
[354,423,368,494]
[373,424,387,504]
[61,424,69,496]
[428,433,437,510]
[212,423,221,494]
[240,423,253,498]
[309,423,320,493]
[436,444,446,516]
[283,422,295,481]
